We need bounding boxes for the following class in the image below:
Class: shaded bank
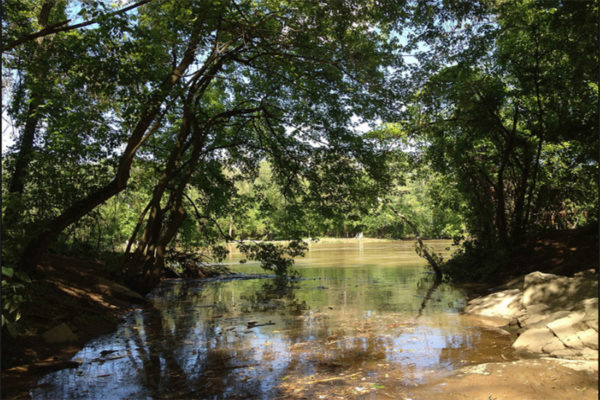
[0,253,232,399]
[442,226,598,285]
[1,255,147,398]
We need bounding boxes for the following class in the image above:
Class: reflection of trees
[240,277,308,316]
[415,276,441,320]
[412,273,467,319]
[52,266,473,398]
[121,279,298,398]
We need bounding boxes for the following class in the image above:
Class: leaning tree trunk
[127,109,209,292]
[125,99,205,292]
[19,26,202,273]
[126,104,264,292]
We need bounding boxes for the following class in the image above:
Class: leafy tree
[399,0,597,251]
[3,0,406,292]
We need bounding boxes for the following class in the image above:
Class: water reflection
[32,241,516,399]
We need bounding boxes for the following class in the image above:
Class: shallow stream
[31,240,517,399]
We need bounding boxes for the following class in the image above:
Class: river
[31,240,518,399]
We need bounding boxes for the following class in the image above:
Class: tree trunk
[126,104,262,290]
[495,144,511,247]
[4,1,54,232]
[19,27,202,272]
[510,147,532,245]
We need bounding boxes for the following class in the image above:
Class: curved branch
[5,0,152,52]
[181,192,232,241]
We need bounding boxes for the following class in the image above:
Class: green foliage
[401,0,597,254]
[440,241,510,284]
[1,265,31,337]
[237,240,308,277]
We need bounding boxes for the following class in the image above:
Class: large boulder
[522,270,598,310]
[463,288,523,321]
[464,269,598,360]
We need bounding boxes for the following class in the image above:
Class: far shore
[220,236,454,245]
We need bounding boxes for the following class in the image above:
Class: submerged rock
[464,269,598,362]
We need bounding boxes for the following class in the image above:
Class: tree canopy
[2,0,597,300]
[3,0,407,292]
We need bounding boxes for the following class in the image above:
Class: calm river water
[31,240,516,399]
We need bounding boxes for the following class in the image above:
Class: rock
[573,269,598,280]
[42,323,78,344]
[546,312,587,343]
[465,269,598,361]
[579,347,598,360]
[580,298,598,325]
[541,357,598,373]
[541,339,566,354]
[522,270,598,309]
[523,271,560,287]
[519,310,570,328]
[464,288,523,320]
[562,334,586,350]
[578,329,598,350]
[550,348,582,358]
[522,272,566,308]
[513,327,559,354]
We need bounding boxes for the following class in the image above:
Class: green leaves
[1,264,30,336]
[237,239,308,277]
[2,266,14,279]
[402,0,597,248]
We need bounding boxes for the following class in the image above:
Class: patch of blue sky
[65,0,142,30]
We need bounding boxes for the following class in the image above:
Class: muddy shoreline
[1,255,146,399]
[0,254,240,399]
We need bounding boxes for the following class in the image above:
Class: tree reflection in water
[31,244,517,399]
[124,278,304,398]
[240,277,308,315]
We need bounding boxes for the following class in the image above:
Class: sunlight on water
[31,241,516,399]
